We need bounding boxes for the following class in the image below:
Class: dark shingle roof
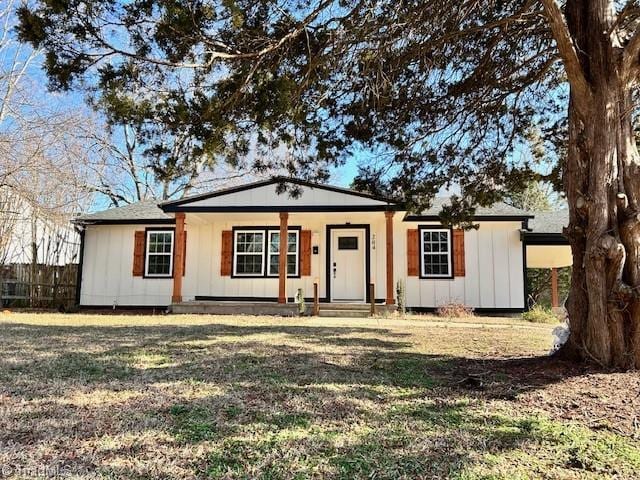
[76,194,567,226]
[74,200,172,224]
[412,197,532,218]
[528,210,569,234]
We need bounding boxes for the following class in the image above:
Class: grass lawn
[0,312,638,479]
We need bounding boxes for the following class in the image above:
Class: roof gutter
[521,231,569,245]
[71,218,176,226]
[403,214,534,222]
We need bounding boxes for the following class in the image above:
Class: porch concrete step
[171,300,393,317]
[318,309,370,318]
[321,303,370,310]
[171,301,301,316]
[317,302,395,318]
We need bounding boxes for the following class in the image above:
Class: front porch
[170,299,397,317]
[154,178,403,315]
[168,210,397,308]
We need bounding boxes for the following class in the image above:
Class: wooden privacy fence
[0,263,78,308]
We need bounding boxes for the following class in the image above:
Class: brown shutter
[132,231,145,276]
[407,229,419,276]
[182,231,187,276]
[220,230,233,276]
[300,230,312,276]
[452,228,465,277]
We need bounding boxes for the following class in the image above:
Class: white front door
[330,229,366,302]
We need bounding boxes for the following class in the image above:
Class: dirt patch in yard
[443,355,640,439]
[517,362,640,438]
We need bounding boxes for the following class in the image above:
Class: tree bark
[560,0,640,369]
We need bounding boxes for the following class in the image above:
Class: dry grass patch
[0,311,638,479]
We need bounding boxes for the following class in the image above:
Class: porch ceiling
[526,244,572,268]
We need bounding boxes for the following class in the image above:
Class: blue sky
[3,3,563,212]
[3,22,361,212]
[26,59,362,188]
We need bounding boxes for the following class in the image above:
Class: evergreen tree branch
[540,0,593,114]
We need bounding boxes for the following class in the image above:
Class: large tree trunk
[561,0,640,369]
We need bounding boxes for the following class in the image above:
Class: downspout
[74,225,85,308]
[521,218,531,311]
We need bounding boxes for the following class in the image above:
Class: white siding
[181,212,388,301]
[80,213,389,306]
[79,213,525,309]
[397,219,525,309]
[80,225,173,306]
[185,184,391,208]
[3,196,79,266]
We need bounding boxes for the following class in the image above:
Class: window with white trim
[233,228,299,277]
[145,230,174,277]
[420,228,452,277]
[267,230,299,277]
[233,230,266,276]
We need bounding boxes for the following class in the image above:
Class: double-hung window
[233,228,299,277]
[420,228,452,278]
[234,230,266,276]
[267,230,299,277]
[145,230,174,277]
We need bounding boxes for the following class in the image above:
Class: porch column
[385,210,395,305]
[278,212,289,303]
[550,267,559,308]
[172,212,185,303]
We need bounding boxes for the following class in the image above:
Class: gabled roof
[74,200,173,225]
[404,197,533,221]
[160,176,397,208]
[160,176,401,212]
[74,181,562,225]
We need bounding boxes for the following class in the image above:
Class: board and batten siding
[396,219,525,309]
[80,224,173,306]
[181,212,388,302]
[78,214,525,309]
[182,183,391,208]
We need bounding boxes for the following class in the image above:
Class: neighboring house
[73,177,569,313]
[0,190,80,307]
[0,189,79,266]
[2,210,79,267]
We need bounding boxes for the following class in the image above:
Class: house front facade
[74,177,558,313]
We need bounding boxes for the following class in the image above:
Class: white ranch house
[73,177,570,314]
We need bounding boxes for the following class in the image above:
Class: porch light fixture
[372,234,376,250]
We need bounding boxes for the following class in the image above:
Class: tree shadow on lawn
[0,322,412,353]
[0,321,629,479]
[0,321,581,395]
